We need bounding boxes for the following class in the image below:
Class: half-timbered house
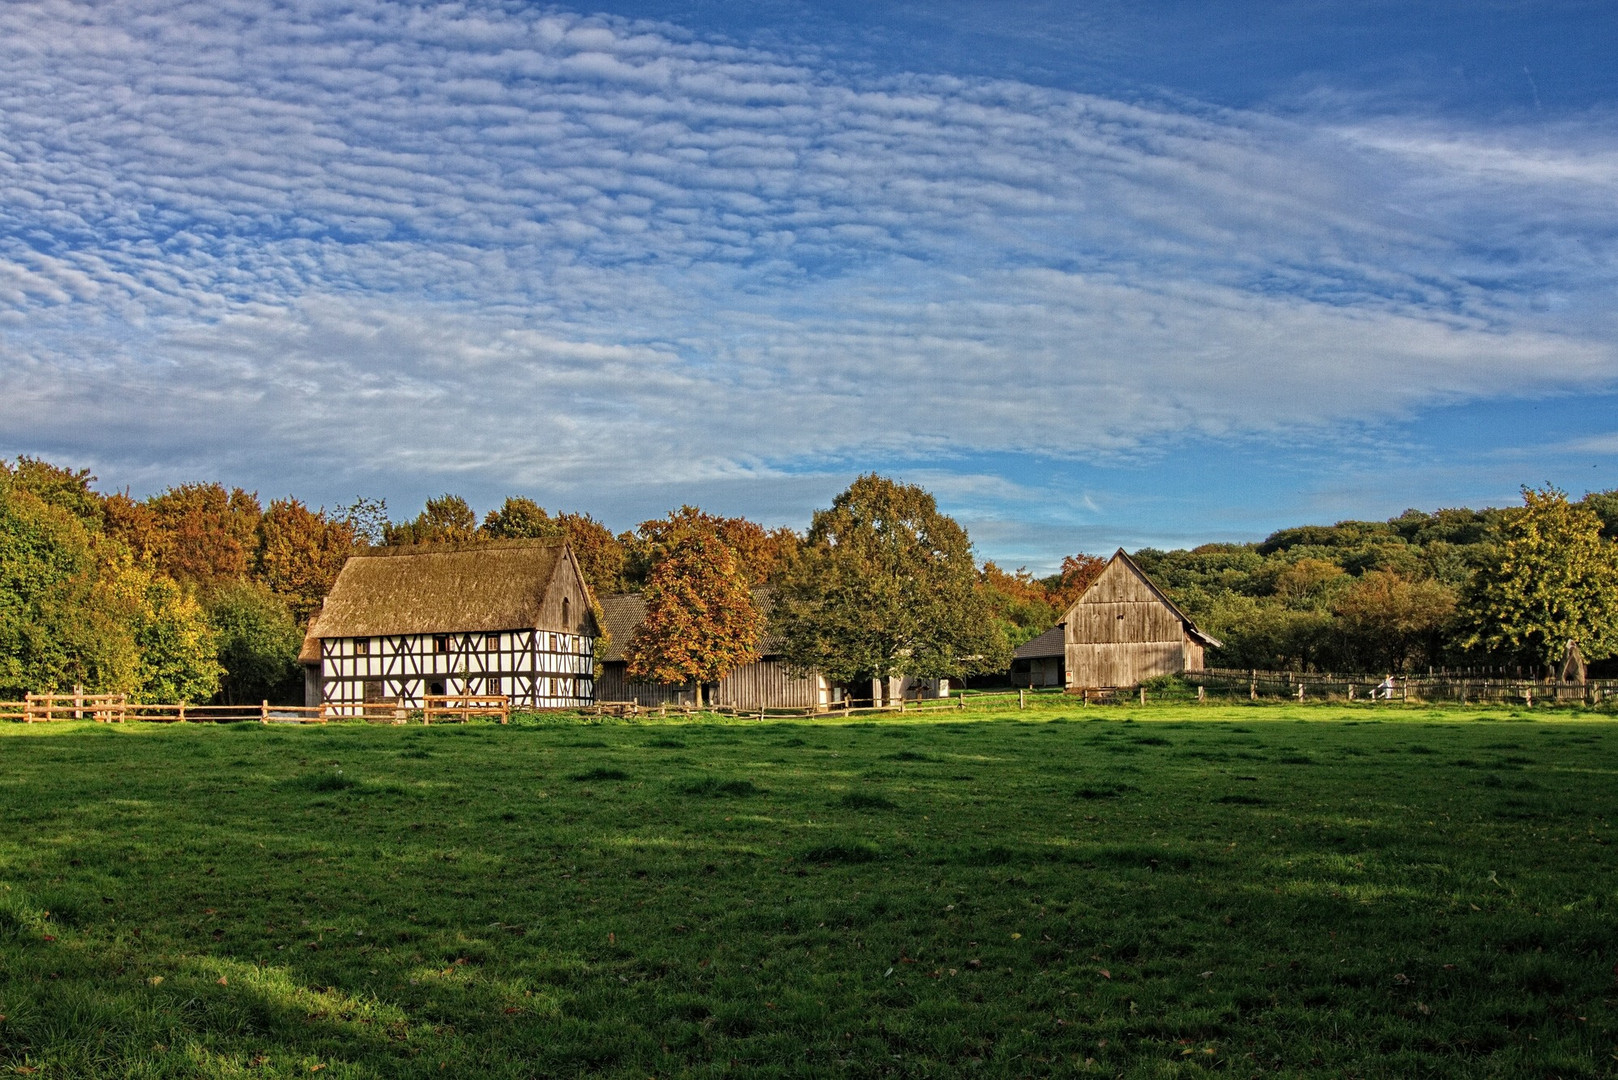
[299,539,597,714]
[1010,549,1219,691]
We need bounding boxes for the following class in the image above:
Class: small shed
[595,590,830,710]
[299,539,598,714]
[1015,549,1219,691]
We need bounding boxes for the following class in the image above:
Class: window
[485,633,499,652]
[433,634,450,654]
[485,676,501,695]
[354,638,370,656]
[562,597,570,628]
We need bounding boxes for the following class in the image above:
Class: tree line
[4,454,1614,705]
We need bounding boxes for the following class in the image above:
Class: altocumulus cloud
[0,0,1615,513]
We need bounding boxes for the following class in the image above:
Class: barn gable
[1059,549,1220,690]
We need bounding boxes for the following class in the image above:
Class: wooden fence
[422,695,509,724]
[1183,668,1617,707]
[2,694,511,725]
[586,688,1064,719]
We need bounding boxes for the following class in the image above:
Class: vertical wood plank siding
[1063,554,1206,689]
[599,658,823,709]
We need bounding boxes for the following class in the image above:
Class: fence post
[24,691,35,723]
[74,683,84,721]
[1019,689,1025,710]
[1197,685,1205,704]
[178,700,186,723]
[261,699,269,724]
[957,690,965,711]
[1297,683,1304,703]
[1139,686,1146,707]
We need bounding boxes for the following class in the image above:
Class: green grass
[2,703,1616,1077]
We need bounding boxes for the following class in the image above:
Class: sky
[2,1,1616,572]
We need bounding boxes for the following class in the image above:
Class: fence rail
[422,695,509,725]
[1184,668,1615,706]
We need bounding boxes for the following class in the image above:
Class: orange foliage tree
[1048,553,1107,611]
[253,498,359,621]
[144,483,262,583]
[630,506,799,587]
[623,531,764,707]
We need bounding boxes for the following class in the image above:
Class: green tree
[0,478,137,695]
[205,582,303,705]
[1462,485,1618,670]
[481,496,561,539]
[771,475,1009,686]
[385,494,479,545]
[623,531,763,707]
[116,564,221,703]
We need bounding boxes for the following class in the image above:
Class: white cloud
[0,0,1615,552]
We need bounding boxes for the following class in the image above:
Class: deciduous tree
[206,581,303,705]
[771,475,1009,686]
[624,531,763,707]
[146,483,262,583]
[253,498,359,621]
[1462,485,1618,670]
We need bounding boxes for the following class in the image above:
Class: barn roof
[598,587,779,663]
[1012,625,1065,660]
[306,539,571,641]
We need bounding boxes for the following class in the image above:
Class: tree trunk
[693,681,703,709]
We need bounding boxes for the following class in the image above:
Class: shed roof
[308,539,570,641]
[1012,625,1065,660]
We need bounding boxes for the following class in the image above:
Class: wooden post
[74,684,84,721]
[178,700,187,723]
[1297,683,1304,702]
[957,690,965,711]
[1197,685,1205,704]
[1347,684,1354,702]
[261,699,269,724]
[1139,686,1146,707]
[24,692,35,724]
[1019,689,1026,710]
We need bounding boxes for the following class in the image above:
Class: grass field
[1,703,1615,1078]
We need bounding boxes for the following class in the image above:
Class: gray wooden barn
[298,539,597,714]
[595,590,830,710]
[1010,549,1219,691]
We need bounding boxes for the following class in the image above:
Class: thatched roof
[598,587,779,664]
[308,539,570,640]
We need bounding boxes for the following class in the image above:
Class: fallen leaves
[1098,969,1112,980]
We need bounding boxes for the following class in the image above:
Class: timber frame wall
[320,629,593,714]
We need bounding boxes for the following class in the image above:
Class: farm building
[298,539,597,714]
[1009,549,1219,691]
[596,590,950,710]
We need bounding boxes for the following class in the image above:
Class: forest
[4,454,1617,704]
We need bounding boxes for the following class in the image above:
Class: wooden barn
[298,539,597,714]
[1010,549,1219,691]
[595,590,828,710]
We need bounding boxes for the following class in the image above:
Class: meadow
[1,703,1614,1078]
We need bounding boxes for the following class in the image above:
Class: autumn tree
[771,475,1009,686]
[556,512,626,596]
[145,483,262,583]
[979,562,1058,648]
[253,498,359,621]
[1331,571,1458,672]
[1045,552,1107,611]
[1462,485,1618,670]
[3,457,103,528]
[623,531,763,707]
[628,506,800,587]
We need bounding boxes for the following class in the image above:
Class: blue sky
[1,1,1615,572]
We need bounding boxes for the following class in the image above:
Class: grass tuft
[799,839,881,864]
[568,767,630,782]
[677,776,763,797]
[836,791,898,811]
